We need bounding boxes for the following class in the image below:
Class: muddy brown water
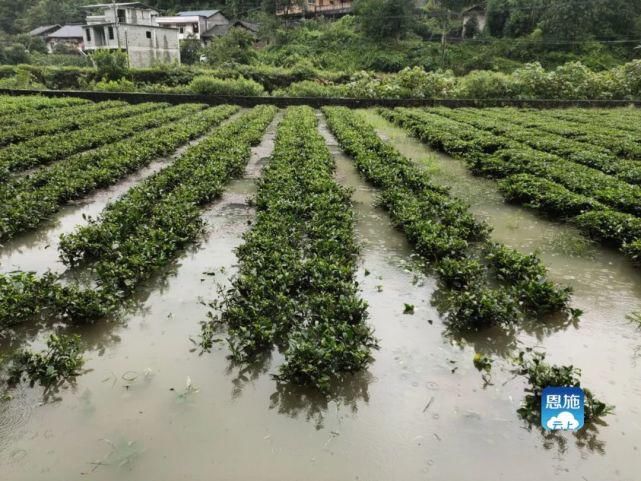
[0,110,640,481]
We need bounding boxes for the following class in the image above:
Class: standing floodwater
[0,110,640,481]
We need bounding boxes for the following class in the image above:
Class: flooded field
[1,108,640,481]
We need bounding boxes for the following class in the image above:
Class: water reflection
[269,371,372,431]
[227,352,274,400]
[519,412,608,456]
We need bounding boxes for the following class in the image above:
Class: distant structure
[276,0,353,18]
[156,10,229,43]
[28,25,62,39]
[82,2,180,67]
[29,24,85,53]
[201,20,259,43]
[45,25,85,53]
[461,4,487,38]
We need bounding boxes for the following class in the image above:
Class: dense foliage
[206,106,376,391]
[60,105,276,293]
[381,107,641,263]
[323,106,573,331]
[515,350,612,424]
[275,61,641,99]
[0,103,236,240]
[0,103,275,335]
[6,333,85,387]
[487,0,641,42]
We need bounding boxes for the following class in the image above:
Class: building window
[86,29,91,42]
[117,9,126,23]
[108,26,114,40]
[146,31,152,39]
[179,27,184,34]
[193,23,199,33]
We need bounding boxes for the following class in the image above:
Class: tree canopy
[354,0,416,40]
[487,0,641,41]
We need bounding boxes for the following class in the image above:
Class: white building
[155,10,229,42]
[461,4,487,38]
[82,2,180,68]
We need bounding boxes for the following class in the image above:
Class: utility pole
[440,8,448,69]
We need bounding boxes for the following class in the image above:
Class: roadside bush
[456,70,515,99]
[188,75,265,96]
[93,49,129,80]
[92,78,137,92]
[202,28,257,66]
[0,44,30,65]
[273,80,347,97]
[129,65,195,86]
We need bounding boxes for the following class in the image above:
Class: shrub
[7,334,84,387]
[456,70,515,99]
[202,28,257,66]
[188,75,265,96]
[93,49,129,80]
[515,350,612,424]
[273,80,347,97]
[446,287,522,331]
[92,78,137,92]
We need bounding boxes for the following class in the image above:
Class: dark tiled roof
[202,20,259,38]
[47,25,85,39]
[29,25,61,36]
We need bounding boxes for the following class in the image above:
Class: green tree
[15,33,48,54]
[180,37,202,64]
[422,0,473,66]
[92,50,129,80]
[487,0,641,41]
[202,28,257,66]
[354,0,416,41]
[2,44,30,64]
[540,0,641,41]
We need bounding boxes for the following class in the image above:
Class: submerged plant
[514,350,612,425]
[323,107,574,334]
[7,334,85,387]
[626,310,641,326]
[211,107,377,392]
[446,287,522,331]
[473,352,493,372]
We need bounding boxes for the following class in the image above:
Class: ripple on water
[0,385,33,455]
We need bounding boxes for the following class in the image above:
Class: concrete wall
[88,6,159,26]
[119,25,180,67]
[206,13,229,30]
[156,17,204,41]
[84,24,180,67]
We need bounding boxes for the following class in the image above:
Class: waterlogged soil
[358,109,641,477]
[0,111,640,481]
[0,109,247,276]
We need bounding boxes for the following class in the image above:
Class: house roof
[82,2,155,10]
[82,22,177,30]
[461,4,486,15]
[29,25,61,36]
[202,20,258,38]
[178,10,221,18]
[47,25,85,39]
[156,16,200,24]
